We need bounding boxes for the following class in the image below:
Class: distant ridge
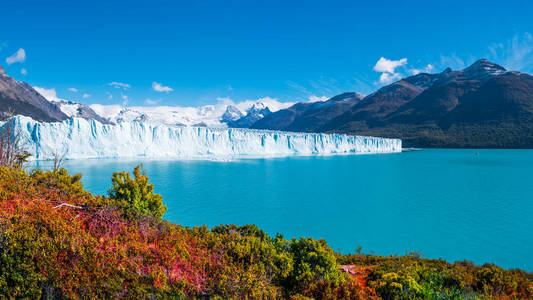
[253,92,365,132]
[253,59,533,148]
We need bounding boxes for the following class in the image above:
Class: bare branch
[0,111,29,167]
[53,149,67,171]
[53,203,83,210]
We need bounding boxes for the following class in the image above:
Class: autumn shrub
[31,168,92,202]
[0,165,531,299]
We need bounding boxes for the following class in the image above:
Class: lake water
[32,149,533,270]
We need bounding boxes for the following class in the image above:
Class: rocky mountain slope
[0,66,109,124]
[0,66,68,122]
[252,92,365,132]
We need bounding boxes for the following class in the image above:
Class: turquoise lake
[32,149,533,270]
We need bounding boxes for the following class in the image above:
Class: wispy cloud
[308,95,329,102]
[410,64,435,75]
[68,88,78,93]
[152,81,173,93]
[20,68,27,75]
[287,77,339,100]
[6,48,26,65]
[288,74,373,100]
[439,54,466,70]
[121,93,129,106]
[286,80,311,96]
[82,93,91,99]
[106,92,113,100]
[216,96,233,105]
[109,82,131,89]
[145,99,160,105]
[488,32,533,72]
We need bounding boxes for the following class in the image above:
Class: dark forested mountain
[0,66,68,122]
[323,59,533,147]
[252,59,533,148]
[252,92,364,132]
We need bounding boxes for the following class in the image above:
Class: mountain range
[253,59,533,148]
[2,59,533,148]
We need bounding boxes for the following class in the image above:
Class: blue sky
[1,0,533,107]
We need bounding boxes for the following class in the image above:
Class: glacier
[4,116,402,160]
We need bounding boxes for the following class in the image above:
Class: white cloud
[82,93,91,99]
[373,57,407,85]
[373,57,407,73]
[6,48,26,65]
[378,72,402,84]
[106,92,113,100]
[68,88,78,93]
[152,81,173,93]
[308,95,329,102]
[20,68,27,75]
[410,64,435,75]
[109,82,131,89]
[33,86,63,102]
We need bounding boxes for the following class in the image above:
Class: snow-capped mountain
[90,98,293,128]
[51,100,111,124]
[225,102,273,128]
[31,86,111,124]
[221,105,244,122]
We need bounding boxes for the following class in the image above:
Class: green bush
[283,237,345,296]
[108,165,166,219]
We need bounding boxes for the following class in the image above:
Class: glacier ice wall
[5,116,402,160]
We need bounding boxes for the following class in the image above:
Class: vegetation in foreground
[0,163,531,299]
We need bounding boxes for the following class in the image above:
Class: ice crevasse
[4,116,402,160]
